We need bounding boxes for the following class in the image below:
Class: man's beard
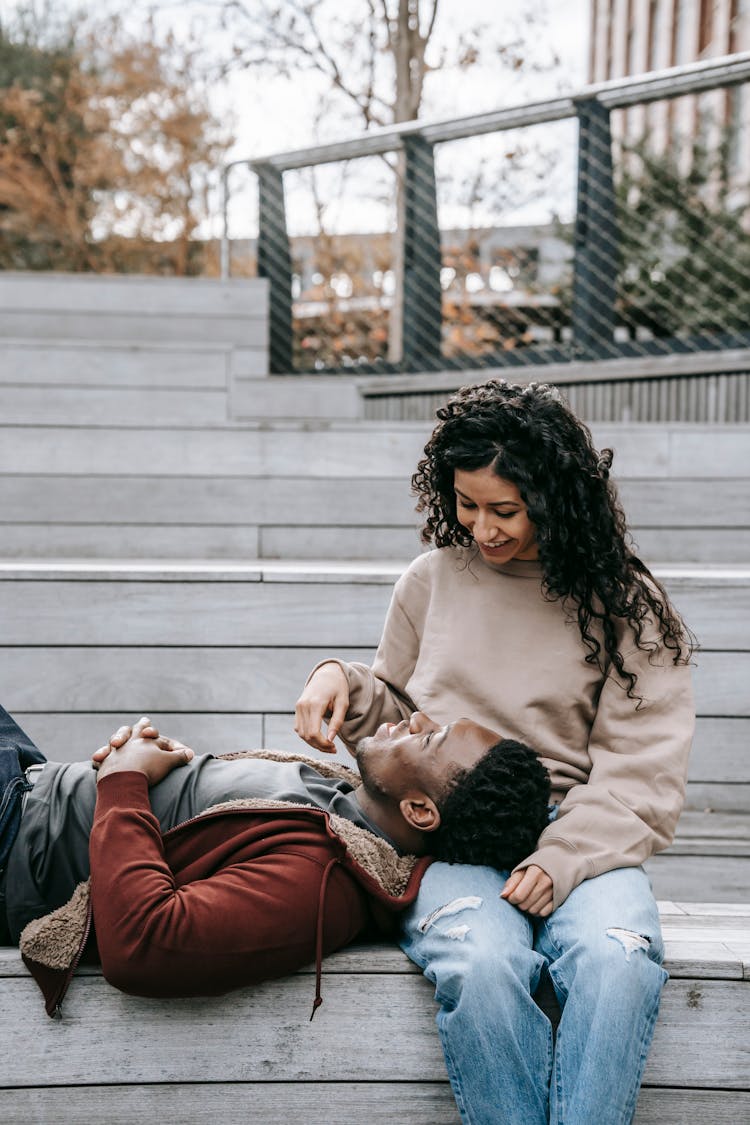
[353,735,386,799]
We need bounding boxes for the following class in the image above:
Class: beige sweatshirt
[318,547,694,909]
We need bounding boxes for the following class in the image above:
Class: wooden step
[0,423,747,561]
[0,272,267,345]
[0,560,746,902]
[1,904,748,1123]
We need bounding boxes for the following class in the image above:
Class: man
[0,708,550,1018]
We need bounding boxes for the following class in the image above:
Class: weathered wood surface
[0,274,267,347]
[0,1086,748,1125]
[0,569,745,647]
[230,376,362,419]
[0,311,266,346]
[8,473,741,526]
[0,646,742,714]
[0,340,235,387]
[3,521,746,563]
[1,422,748,476]
[0,976,746,1087]
[0,272,267,315]
[357,348,750,395]
[0,909,748,1107]
[0,420,746,558]
[645,855,750,902]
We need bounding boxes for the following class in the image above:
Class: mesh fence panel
[240,74,750,377]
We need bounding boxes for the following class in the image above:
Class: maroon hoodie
[20,769,431,1018]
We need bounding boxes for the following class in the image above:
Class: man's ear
[399,793,441,834]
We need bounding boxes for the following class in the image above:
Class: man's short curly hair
[430,739,551,872]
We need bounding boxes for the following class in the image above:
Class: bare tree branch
[425,0,439,45]
[379,0,394,50]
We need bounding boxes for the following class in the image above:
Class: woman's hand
[294,663,350,753]
[501,865,554,917]
[93,716,195,786]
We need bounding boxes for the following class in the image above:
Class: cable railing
[221,53,750,379]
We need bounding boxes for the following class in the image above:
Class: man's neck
[353,789,426,855]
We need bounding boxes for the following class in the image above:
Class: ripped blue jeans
[400,864,667,1125]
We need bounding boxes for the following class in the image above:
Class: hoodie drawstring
[310,856,339,1021]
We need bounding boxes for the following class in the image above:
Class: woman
[295,379,695,1125]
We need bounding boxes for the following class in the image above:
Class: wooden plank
[0,561,403,584]
[0,524,262,560]
[0,1084,746,1125]
[0,976,746,1087]
[691,718,750,782]
[635,1090,750,1125]
[0,476,415,525]
[667,810,750,849]
[5,711,353,767]
[645,854,750,902]
[617,480,750,527]
[9,712,264,763]
[0,1085,461,1125]
[230,376,362,419]
[0,648,742,715]
[0,522,745,563]
[0,427,428,475]
[5,576,741,650]
[0,342,232,387]
[3,913,748,978]
[669,428,750,478]
[667,583,750,649]
[0,273,267,315]
[0,647,373,711]
[685,782,750,812]
[2,421,747,482]
[692,652,750,715]
[258,525,419,561]
[0,312,265,346]
[0,387,232,426]
[629,527,750,563]
[358,352,750,395]
[675,902,750,916]
[0,478,745,541]
[230,346,269,377]
[0,580,393,646]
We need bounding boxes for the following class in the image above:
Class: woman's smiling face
[454,466,538,565]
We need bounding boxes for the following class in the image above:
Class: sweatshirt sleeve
[517,642,695,910]
[309,564,426,751]
[89,772,364,997]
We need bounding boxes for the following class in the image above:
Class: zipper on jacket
[45,898,94,1019]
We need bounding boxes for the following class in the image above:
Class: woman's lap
[399,863,667,1125]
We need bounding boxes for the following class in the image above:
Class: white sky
[0,0,592,236]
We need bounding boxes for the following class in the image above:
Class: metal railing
[221,53,750,377]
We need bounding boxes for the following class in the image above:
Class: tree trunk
[388,0,428,363]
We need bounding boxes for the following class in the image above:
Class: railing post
[572,97,619,359]
[255,162,294,374]
[401,135,443,370]
[220,164,232,281]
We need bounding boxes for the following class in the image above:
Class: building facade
[589,0,750,181]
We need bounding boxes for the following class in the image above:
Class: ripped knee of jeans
[418,896,483,940]
[605,927,652,961]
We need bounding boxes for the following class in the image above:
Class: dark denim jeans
[0,705,46,870]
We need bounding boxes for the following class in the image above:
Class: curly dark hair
[412,379,695,698]
[430,738,551,870]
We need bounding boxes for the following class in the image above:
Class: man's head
[354,712,550,869]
